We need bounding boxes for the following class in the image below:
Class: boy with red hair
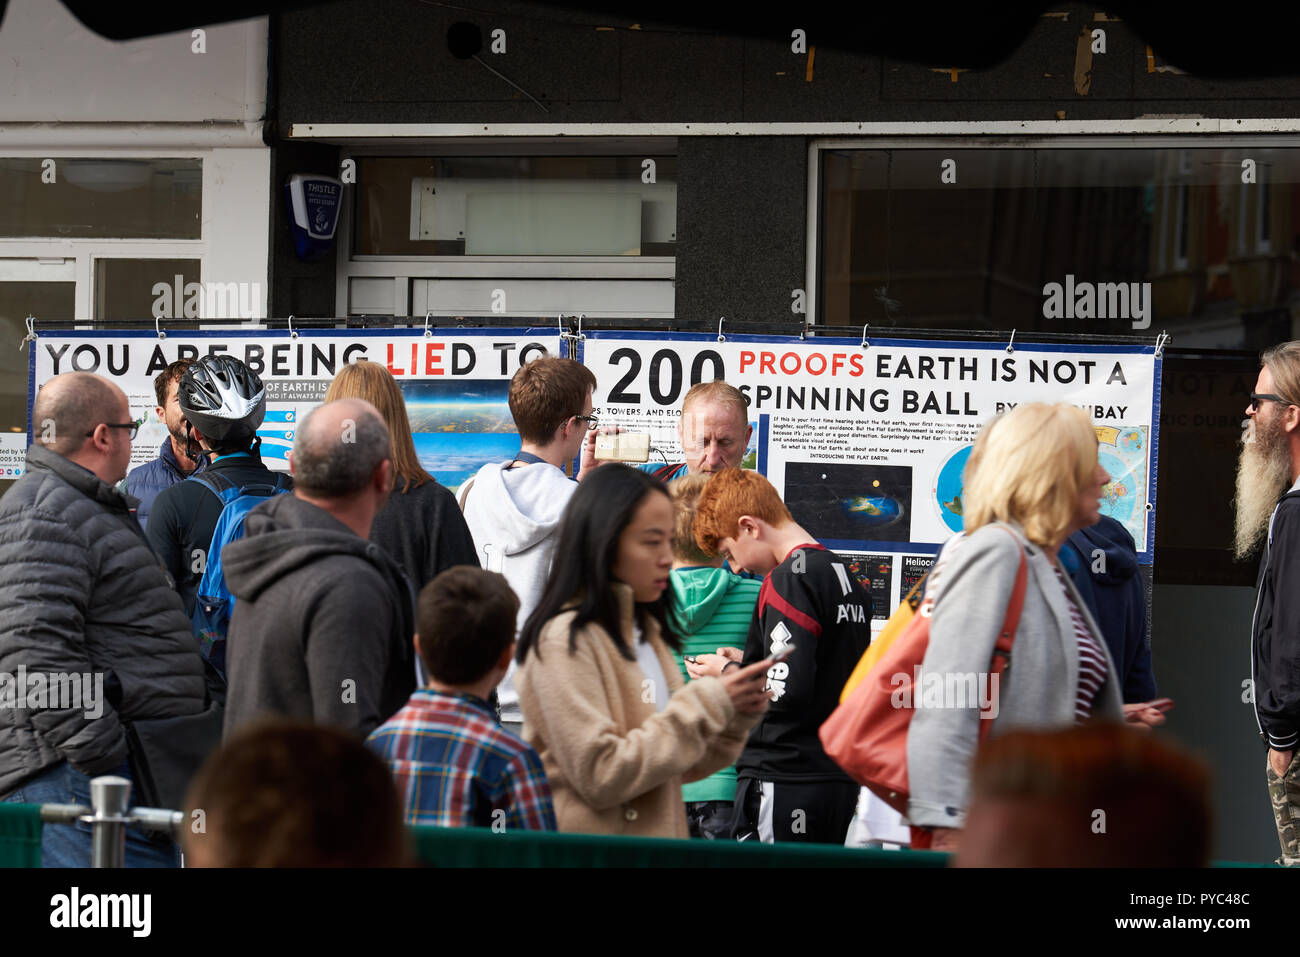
[692,468,872,843]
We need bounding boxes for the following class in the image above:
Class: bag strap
[652,462,683,482]
[456,476,476,512]
[978,527,1029,743]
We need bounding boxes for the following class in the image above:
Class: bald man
[639,380,754,482]
[0,373,208,867]
[221,399,416,737]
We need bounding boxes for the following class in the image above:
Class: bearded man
[1237,340,1300,867]
[124,358,206,529]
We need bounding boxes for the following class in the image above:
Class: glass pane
[819,147,1300,349]
[95,259,201,320]
[354,156,677,256]
[0,158,202,239]
[0,281,75,498]
[818,146,1297,588]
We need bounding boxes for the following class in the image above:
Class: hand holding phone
[765,643,795,665]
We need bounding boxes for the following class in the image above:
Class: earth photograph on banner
[783,462,912,543]
[399,380,514,433]
[931,426,1149,549]
[1096,425,1149,551]
[399,380,519,492]
[933,444,973,534]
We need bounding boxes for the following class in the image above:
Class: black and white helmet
[178,354,266,447]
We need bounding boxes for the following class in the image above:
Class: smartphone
[683,654,699,664]
[594,431,651,463]
[1146,697,1175,713]
[765,643,796,665]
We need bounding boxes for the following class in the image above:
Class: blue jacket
[1060,516,1157,703]
[124,439,204,530]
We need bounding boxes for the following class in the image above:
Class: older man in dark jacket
[0,372,209,867]
[223,398,414,739]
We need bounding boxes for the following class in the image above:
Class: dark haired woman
[515,465,772,836]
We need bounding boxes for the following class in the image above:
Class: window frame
[334,140,679,319]
[0,149,208,322]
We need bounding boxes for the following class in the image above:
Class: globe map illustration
[931,426,1148,549]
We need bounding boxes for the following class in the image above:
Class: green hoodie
[667,566,761,804]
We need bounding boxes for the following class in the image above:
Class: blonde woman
[907,403,1144,853]
[323,362,478,596]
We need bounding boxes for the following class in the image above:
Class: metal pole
[87,775,132,869]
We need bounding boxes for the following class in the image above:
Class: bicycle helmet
[178,354,266,449]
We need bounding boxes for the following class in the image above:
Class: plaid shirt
[367,689,556,831]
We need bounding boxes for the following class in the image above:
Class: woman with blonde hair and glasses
[907,402,1166,853]
[323,361,479,601]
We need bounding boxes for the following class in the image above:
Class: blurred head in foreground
[955,723,1212,868]
[184,721,409,867]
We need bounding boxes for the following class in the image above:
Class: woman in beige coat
[515,465,771,837]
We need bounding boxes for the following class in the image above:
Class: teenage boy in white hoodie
[459,357,600,741]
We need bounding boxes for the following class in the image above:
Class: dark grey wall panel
[275,1,1300,127]
[675,137,806,324]
[741,38,881,122]
[1150,583,1279,864]
[268,141,340,319]
[618,32,744,120]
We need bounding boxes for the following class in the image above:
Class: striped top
[667,566,762,802]
[1053,564,1108,723]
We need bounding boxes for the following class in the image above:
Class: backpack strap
[188,469,238,500]
[652,462,684,482]
[456,476,476,512]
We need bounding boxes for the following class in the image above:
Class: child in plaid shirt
[367,567,556,831]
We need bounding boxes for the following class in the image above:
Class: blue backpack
[190,471,293,680]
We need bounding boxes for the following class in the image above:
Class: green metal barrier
[2,803,1272,867]
[410,826,952,867]
[0,804,43,868]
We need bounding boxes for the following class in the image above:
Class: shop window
[818,147,1299,348]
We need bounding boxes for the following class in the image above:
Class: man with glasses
[0,372,206,866]
[458,356,599,740]
[1236,341,1300,866]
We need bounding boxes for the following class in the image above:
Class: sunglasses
[1249,393,1295,413]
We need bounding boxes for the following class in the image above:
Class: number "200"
[607,347,726,405]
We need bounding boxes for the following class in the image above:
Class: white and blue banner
[28,326,1160,623]
[29,328,562,491]
[579,331,1161,626]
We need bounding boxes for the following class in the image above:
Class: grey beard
[1234,424,1293,559]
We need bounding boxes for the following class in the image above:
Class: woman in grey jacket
[907,403,1161,852]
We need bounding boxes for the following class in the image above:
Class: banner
[27,327,1161,629]
[29,329,562,491]
[580,332,1161,632]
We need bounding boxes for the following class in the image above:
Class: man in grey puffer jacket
[0,373,207,867]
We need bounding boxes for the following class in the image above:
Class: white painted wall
[205,148,271,317]
[0,0,266,123]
